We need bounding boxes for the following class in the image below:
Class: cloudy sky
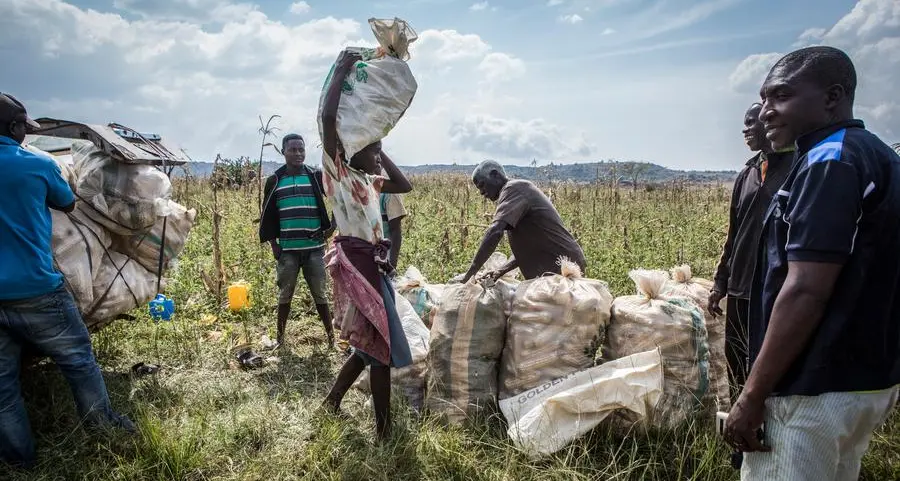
[1,0,897,170]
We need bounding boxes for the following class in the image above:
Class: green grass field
[10,175,899,481]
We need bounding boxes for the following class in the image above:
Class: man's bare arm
[462,220,507,283]
[495,257,518,278]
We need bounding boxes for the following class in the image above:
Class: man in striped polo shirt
[260,134,334,348]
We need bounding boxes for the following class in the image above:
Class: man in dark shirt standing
[462,160,586,282]
[724,46,900,481]
[709,102,795,396]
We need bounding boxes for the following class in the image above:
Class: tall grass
[8,175,898,481]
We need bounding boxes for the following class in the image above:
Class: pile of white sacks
[27,140,196,330]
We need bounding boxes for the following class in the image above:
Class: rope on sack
[156,216,168,294]
[76,212,141,321]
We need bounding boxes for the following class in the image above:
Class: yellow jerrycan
[227,281,251,312]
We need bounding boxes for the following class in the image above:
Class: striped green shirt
[276,174,324,251]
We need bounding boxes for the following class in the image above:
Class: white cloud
[470,1,489,11]
[289,1,310,15]
[731,0,900,139]
[727,52,782,92]
[411,29,491,62]
[559,14,584,24]
[450,114,595,160]
[112,0,259,23]
[477,53,526,83]
[633,0,740,40]
[602,28,616,35]
[547,0,564,5]
[794,27,826,47]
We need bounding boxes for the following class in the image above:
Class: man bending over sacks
[462,160,586,282]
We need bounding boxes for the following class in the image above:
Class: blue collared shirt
[0,135,75,300]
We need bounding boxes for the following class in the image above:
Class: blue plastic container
[149,294,175,322]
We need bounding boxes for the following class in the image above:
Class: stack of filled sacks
[499,258,613,400]
[41,140,196,330]
[606,269,710,428]
[664,265,729,412]
[426,269,518,424]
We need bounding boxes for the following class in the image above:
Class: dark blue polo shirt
[0,135,75,300]
[749,119,900,396]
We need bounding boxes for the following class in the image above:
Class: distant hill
[400,162,738,184]
[176,160,738,184]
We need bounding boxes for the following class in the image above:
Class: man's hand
[478,270,502,283]
[724,392,770,453]
[708,290,725,316]
[271,243,282,260]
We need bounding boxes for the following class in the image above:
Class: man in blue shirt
[723,48,900,480]
[0,93,134,468]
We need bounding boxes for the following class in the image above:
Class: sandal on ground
[131,362,160,377]
[237,351,265,369]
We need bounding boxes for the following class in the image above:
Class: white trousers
[742,386,899,481]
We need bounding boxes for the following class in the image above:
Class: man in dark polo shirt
[709,102,795,396]
[461,160,586,282]
[260,134,334,348]
[724,46,900,481]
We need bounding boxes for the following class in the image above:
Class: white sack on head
[317,18,418,161]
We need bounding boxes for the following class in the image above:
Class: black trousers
[725,297,751,398]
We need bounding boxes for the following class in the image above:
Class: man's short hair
[472,160,505,182]
[282,133,304,151]
[771,46,857,101]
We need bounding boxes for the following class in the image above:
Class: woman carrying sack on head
[318,29,417,440]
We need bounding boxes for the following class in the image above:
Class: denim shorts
[276,248,328,305]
